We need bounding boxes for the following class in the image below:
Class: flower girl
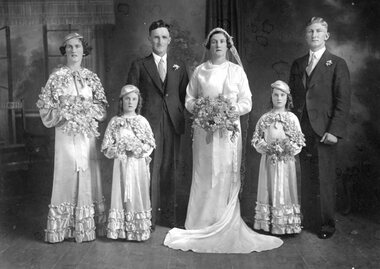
[101,85,155,241]
[251,80,305,235]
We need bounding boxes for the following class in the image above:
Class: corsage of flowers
[173,64,180,70]
[326,60,333,66]
[192,94,240,144]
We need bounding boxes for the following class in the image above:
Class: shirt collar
[152,52,167,66]
[309,47,326,62]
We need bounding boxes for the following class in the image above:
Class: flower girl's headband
[120,85,140,98]
[271,80,290,95]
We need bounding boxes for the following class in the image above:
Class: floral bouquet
[106,117,156,159]
[266,138,296,164]
[59,95,100,138]
[116,134,153,159]
[192,94,240,144]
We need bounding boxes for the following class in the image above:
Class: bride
[163,28,283,253]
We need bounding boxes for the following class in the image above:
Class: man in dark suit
[288,17,351,239]
[127,20,189,228]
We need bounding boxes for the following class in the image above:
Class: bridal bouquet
[59,95,100,138]
[192,94,240,144]
[266,138,295,164]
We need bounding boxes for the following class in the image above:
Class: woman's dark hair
[59,38,92,57]
[149,19,170,34]
[205,31,233,49]
[117,92,143,116]
[269,91,294,111]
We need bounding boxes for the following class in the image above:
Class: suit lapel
[299,54,308,89]
[308,50,331,88]
[166,56,178,93]
[143,54,163,92]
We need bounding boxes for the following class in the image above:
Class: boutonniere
[326,60,333,66]
[173,64,180,70]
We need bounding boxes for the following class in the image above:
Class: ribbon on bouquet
[73,134,91,172]
[211,132,239,188]
[272,161,285,206]
[119,157,151,203]
[121,159,134,203]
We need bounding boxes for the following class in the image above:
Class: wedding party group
[36,16,351,254]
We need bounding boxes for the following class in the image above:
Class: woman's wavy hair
[205,30,233,49]
[59,38,92,57]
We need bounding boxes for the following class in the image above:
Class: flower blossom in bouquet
[192,94,240,143]
[266,138,297,164]
[59,95,100,138]
[116,135,147,159]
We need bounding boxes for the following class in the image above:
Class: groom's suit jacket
[289,49,351,139]
[127,54,188,135]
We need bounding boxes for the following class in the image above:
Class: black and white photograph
[0,0,379,268]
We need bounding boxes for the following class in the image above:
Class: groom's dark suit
[127,54,188,227]
[289,49,351,234]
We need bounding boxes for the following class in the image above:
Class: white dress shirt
[308,47,326,73]
[152,52,167,74]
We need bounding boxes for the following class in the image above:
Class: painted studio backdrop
[0,0,379,225]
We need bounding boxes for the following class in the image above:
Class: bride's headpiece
[201,27,243,68]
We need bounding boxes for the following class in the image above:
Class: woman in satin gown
[37,33,108,243]
[163,28,283,253]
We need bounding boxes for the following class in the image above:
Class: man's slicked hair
[149,20,170,34]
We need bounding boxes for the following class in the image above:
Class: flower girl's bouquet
[115,134,153,159]
[59,95,100,138]
[266,138,296,164]
[111,118,156,159]
[192,94,240,144]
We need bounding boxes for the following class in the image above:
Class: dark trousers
[150,110,180,227]
[300,111,337,233]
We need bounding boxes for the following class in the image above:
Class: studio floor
[0,194,379,268]
[0,163,380,269]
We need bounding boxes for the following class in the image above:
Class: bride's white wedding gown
[163,61,283,253]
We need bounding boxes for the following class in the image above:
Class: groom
[288,17,351,239]
[127,20,189,228]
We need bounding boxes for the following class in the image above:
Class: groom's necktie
[306,53,316,76]
[158,58,166,82]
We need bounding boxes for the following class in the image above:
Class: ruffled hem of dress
[254,202,302,234]
[44,198,106,243]
[106,208,151,241]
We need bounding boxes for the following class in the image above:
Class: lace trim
[254,202,302,234]
[44,198,106,243]
[107,208,152,241]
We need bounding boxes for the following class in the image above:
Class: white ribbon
[122,158,134,203]
[73,134,90,172]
